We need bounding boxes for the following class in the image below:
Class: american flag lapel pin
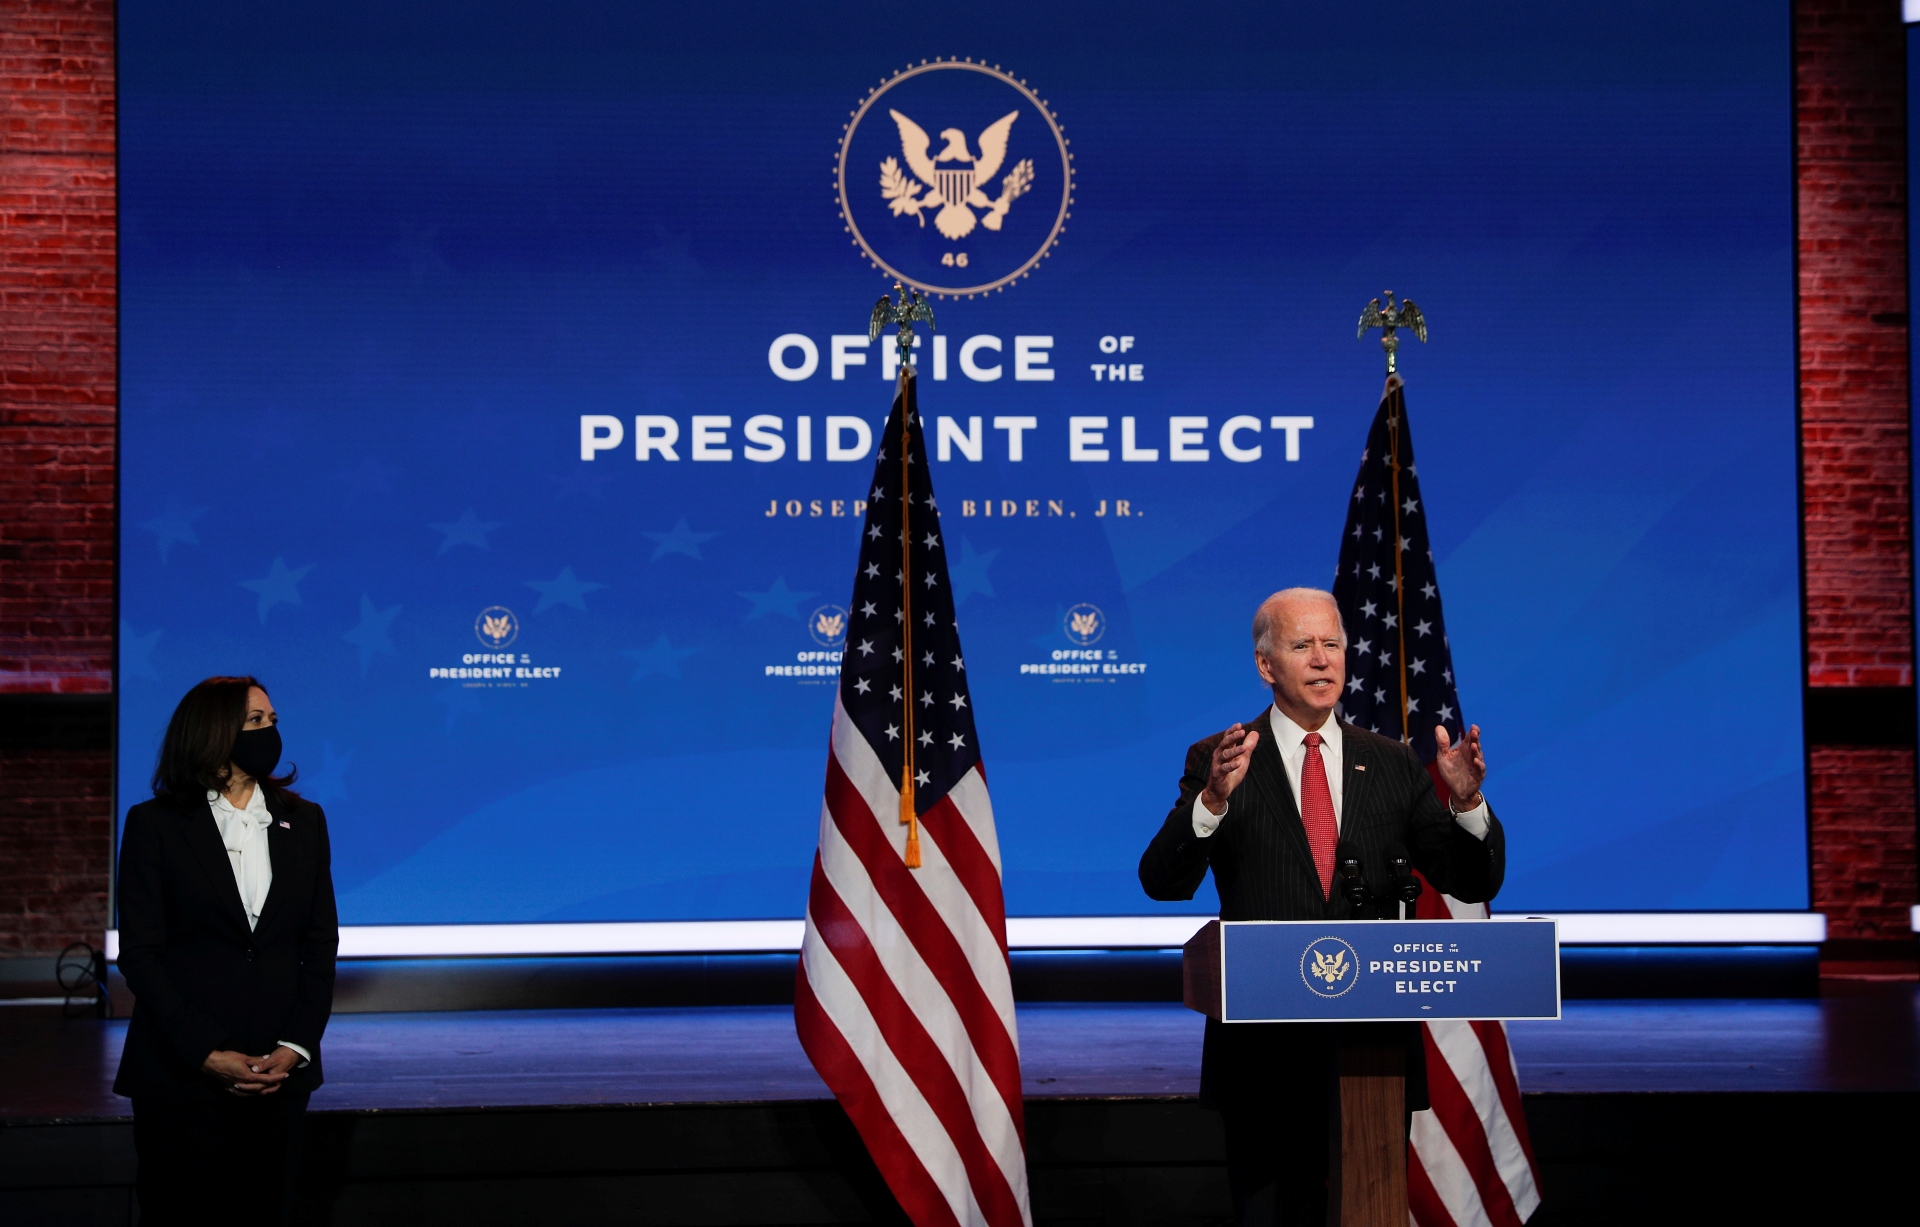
[1353,764,1366,772]
[279,821,291,829]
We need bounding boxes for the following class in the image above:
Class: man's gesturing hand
[1200,723,1260,816]
[1434,723,1486,809]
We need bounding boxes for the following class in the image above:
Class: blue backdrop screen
[118,1,1805,922]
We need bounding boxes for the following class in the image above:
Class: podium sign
[1183,918,1560,1023]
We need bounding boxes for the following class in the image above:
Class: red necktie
[1300,731,1338,900]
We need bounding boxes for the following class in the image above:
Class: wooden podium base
[1331,1046,1406,1227]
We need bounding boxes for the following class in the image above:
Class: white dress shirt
[1192,705,1490,841]
[207,786,311,1067]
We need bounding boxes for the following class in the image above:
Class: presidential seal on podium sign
[836,59,1074,298]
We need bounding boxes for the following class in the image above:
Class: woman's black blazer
[113,790,339,1101]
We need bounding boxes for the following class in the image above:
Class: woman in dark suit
[114,676,338,1225]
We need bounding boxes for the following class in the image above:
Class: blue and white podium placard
[1183,919,1561,1023]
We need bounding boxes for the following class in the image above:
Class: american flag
[1329,378,1542,1227]
[795,368,1032,1227]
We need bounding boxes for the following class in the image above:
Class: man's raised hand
[1200,723,1260,816]
[1434,723,1486,808]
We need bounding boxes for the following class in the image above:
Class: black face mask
[231,724,282,781]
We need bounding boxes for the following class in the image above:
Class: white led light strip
[103,912,1827,960]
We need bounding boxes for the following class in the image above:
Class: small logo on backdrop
[809,604,849,647]
[474,606,519,649]
[837,60,1073,297]
[1300,936,1360,998]
[1063,603,1105,646]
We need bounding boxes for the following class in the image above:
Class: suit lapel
[1244,709,1317,876]
[253,794,298,939]
[1338,720,1376,839]
[176,795,254,937]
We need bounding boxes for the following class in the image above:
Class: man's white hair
[1252,588,1348,654]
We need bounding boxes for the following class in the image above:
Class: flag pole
[898,365,921,868]
[1386,376,1410,744]
[869,281,934,869]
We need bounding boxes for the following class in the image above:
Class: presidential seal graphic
[837,59,1073,297]
[808,604,849,648]
[1063,602,1106,647]
[1300,936,1360,999]
[474,605,519,649]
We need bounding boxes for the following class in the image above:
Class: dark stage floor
[5,994,1917,1122]
[3,992,1916,1225]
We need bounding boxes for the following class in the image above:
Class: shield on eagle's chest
[935,166,975,209]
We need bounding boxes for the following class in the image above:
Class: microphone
[1335,842,1371,911]
[1384,842,1423,905]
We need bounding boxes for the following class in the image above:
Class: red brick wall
[1796,0,1919,960]
[0,0,115,960]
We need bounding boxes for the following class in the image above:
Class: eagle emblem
[1310,949,1349,986]
[1069,611,1099,639]
[879,109,1035,240]
[813,610,845,642]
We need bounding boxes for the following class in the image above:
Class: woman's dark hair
[151,675,298,803]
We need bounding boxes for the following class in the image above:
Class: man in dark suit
[1140,588,1504,1226]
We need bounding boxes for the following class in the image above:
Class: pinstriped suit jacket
[1138,707,1504,1111]
[1139,708,1503,918]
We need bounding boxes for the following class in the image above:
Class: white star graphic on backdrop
[892,646,904,663]
[1361,601,1378,619]
[1374,687,1387,703]
[949,733,966,749]
[920,691,934,707]
[1379,650,1392,666]
[1347,676,1364,694]
[240,558,314,624]
[1407,697,1420,713]
[1367,563,1382,580]
[860,602,877,618]
[621,635,699,682]
[922,651,935,666]
[885,724,900,740]
[1438,703,1455,722]
[1414,620,1432,637]
[430,506,503,553]
[342,595,402,673]
[733,575,812,620]
[865,563,880,579]
[923,612,935,627]
[919,730,934,747]
[1422,582,1437,599]
[1383,613,1397,629]
[121,621,163,680]
[1402,498,1419,514]
[923,532,940,549]
[951,656,964,671]
[1409,658,1426,675]
[916,769,931,787]
[1355,638,1373,656]
[142,502,206,563]
[924,572,938,588]
[854,677,871,694]
[889,684,903,701]
[857,639,874,656]
[641,518,716,561]
[948,693,967,710]
[868,525,882,540]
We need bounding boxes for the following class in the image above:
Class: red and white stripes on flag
[1408,889,1542,1227]
[797,700,1031,1227]
[795,370,1031,1227]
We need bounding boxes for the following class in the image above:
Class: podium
[1183,918,1559,1227]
